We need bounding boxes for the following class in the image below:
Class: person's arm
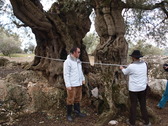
[82,72,85,84]
[164,66,168,69]
[81,65,85,84]
[120,65,131,75]
[63,61,71,89]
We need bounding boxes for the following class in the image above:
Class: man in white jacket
[120,50,151,126]
[63,47,86,121]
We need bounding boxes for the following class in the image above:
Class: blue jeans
[158,81,168,108]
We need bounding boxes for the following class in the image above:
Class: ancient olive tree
[9,0,168,125]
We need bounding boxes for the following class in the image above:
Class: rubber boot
[74,103,86,117]
[67,105,73,121]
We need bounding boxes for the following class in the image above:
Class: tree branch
[160,1,168,18]
[10,0,52,31]
[13,21,27,28]
[29,0,43,11]
[124,1,168,18]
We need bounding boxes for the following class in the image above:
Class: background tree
[24,42,35,54]
[129,40,163,56]
[7,0,168,125]
[83,33,99,54]
[124,0,168,46]
[0,0,4,10]
[0,28,22,56]
[23,48,28,54]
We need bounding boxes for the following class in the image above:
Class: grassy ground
[0,53,34,57]
[0,53,34,62]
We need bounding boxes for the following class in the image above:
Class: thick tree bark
[88,0,129,125]
[10,0,92,87]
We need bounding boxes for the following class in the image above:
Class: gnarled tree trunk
[89,0,129,125]
[10,0,92,87]
[10,0,128,125]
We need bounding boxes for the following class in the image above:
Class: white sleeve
[82,70,85,81]
[63,60,71,88]
[80,63,85,81]
[122,65,131,75]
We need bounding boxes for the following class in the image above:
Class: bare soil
[11,97,168,126]
[12,105,99,126]
[0,56,168,126]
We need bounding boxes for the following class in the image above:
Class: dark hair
[70,47,79,54]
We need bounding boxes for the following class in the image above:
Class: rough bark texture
[10,0,92,87]
[10,0,128,126]
[89,0,129,125]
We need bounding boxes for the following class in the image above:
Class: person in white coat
[63,47,86,121]
[120,50,151,126]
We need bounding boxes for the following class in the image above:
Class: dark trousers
[129,90,149,125]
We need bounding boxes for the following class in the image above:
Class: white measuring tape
[35,55,127,67]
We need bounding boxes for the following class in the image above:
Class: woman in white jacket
[63,47,86,121]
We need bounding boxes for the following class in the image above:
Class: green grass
[0,53,34,57]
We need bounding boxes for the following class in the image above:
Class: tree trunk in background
[88,0,128,125]
[10,0,92,87]
[10,0,128,125]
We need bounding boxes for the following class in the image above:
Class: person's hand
[120,66,124,70]
[164,66,168,69]
[82,81,85,85]
[67,87,72,90]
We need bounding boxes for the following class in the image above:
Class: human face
[73,48,81,58]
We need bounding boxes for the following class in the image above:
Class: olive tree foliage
[0,0,4,9]
[24,42,35,54]
[124,0,168,46]
[129,40,163,56]
[0,28,22,56]
[0,0,18,29]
